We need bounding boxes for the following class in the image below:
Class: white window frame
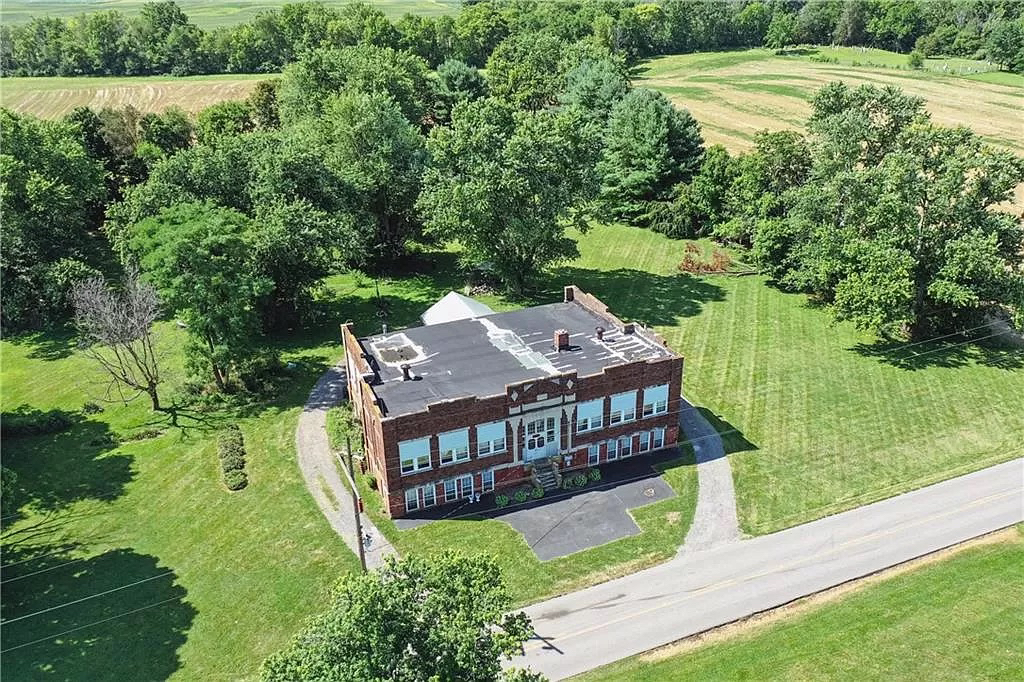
[405,487,419,512]
[439,428,470,466]
[642,384,670,418]
[481,469,494,493]
[638,431,651,453]
[609,391,637,425]
[619,435,632,458]
[444,479,457,502]
[476,421,507,456]
[422,484,436,508]
[588,443,600,465]
[458,474,474,499]
[399,437,431,476]
[607,438,619,461]
[576,398,604,433]
[653,427,666,449]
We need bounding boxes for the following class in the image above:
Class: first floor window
[458,475,474,499]
[588,443,600,465]
[422,484,436,508]
[439,428,470,466]
[653,427,666,449]
[607,439,618,460]
[405,487,419,512]
[399,437,431,475]
[638,431,651,453]
[481,469,494,493]
[619,435,632,458]
[444,479,457,502]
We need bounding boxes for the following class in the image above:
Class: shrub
[366,474,378,490]
[221,452,245,472]
[908,50,925,69]
[82,402,103,414]
[562,478,575,490]
[495,493,510,508]
[1,406,76,436]
[588,467,601,482]
[573,474,588,488]
[123,428,163,442]
[512,488,529,503]
[531,486,544,499]
[223,469,248,491]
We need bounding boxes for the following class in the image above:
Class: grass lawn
[1,320,360,679]
[575,527,1024,681]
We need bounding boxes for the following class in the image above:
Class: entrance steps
[533,459,559,491]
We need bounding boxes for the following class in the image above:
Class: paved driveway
[501,475,675,560]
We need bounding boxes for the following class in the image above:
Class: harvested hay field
[639,48,1024,156]
[0,74,269,119]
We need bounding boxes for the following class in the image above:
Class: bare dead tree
[71,267,164,411]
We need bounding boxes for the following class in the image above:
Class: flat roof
[359,300,674,417]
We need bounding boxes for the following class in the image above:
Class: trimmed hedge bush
[223,469,248,491]
[495,493,510,508]
[217,424,248,490]
[573,473,587,488]
[531,486,544,499]
[512,488,529,504]
[588,467,601,482]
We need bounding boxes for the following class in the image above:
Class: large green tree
[597,88,704,224]
[558,57,631,128]
[131,202,271,390]
[260,553,539,682]
[418,97,597,293]
[485,31,565,111]
[0,109,106,330]
[432,58,487,126]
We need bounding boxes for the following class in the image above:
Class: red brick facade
[342,286,684,518]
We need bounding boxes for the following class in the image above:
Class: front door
[524,416,558,461]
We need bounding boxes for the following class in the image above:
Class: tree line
[3,0,1023,78]
[3,28,1022,408]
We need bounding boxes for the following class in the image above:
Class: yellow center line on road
[524,488,1020,652]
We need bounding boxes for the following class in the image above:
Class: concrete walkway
[512,457,1024,680]
[678,397,741,551]
[295,364,395,568]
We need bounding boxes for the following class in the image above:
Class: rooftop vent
[595,326,605,341]
[400,363,412,381]
[554,329,570,351]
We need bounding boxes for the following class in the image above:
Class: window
[653,427,666,449]
[458,475,473,499]
[405,487,419,512]
[619,435,632,458]
[638,431,651,453]
[607,438,619,460]
[399,437,431,475]
[422,484,436,508]
[477,421,507,456]
[588,443,600,465]
[609,391,637,425]
[642,384,669,417]
[576,398,604,433]
[481,469,494,493]
[439,428,470,466]
[444,479,457,502]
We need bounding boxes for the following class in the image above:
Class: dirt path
[295,364,395,569]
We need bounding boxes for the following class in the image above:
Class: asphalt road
[512,458,1024,680]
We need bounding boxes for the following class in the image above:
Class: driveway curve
[295,363,394,568]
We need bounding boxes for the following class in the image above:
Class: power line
[1,557,86,584]
[1,596,181,653]
[0,571,174,625]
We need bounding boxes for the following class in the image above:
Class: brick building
[342,286,683,518]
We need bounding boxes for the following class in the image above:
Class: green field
[1,321,360,678]
[0,0,459,27]
[577,528,1024,681]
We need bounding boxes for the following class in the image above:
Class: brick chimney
[554,329,570,351]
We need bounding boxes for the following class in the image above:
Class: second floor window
[576,398,604,433]
[642,384,669,417]
[609,391,637,425]
[477,421,507,456]
[399,437,431,475]
[439,428,470,466]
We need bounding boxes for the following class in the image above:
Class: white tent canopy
[420,291,495,326]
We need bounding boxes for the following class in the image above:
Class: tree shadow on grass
[850,337,1024,371]
[2,417,133,521]
[0,545,195,681]
[4,326,78,361]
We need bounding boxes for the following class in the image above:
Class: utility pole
[339,435,366,572]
